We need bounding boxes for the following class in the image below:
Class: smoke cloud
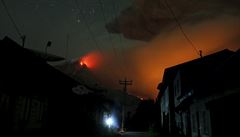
[92,0,240,99]
[106,0,240,41]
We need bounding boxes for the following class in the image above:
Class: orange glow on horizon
[79,16,240,99]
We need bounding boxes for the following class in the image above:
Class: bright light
[105,116,114,128]
[79,51,102,69]
[103,114,119,129]
[80,61,84,66]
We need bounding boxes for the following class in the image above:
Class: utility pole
[119,77,132,132]
[65,34,69,59]
[21,35,26,48]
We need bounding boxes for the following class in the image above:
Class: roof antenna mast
[199,50,203,58]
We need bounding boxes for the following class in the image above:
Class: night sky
[0,0,136,58]
[1,0,240,99]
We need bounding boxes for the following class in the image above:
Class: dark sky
[1,0,240,99]
[0,0,137,58]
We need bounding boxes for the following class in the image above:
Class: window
[192,114,197,132]
[202,111,209,135]
[177,80,180,95]
[174,81,178,96]
[174,87,177,96]
[174,76,181,98]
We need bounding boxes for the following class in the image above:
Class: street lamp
[45,41,52,54]
[105,116,114,128]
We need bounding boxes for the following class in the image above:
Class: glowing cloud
[97,15,240,99]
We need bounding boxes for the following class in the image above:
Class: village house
[157,49,240,137]
[0,37,113,135]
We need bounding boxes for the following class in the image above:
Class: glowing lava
[80,61,84,66]
[79,51,102,69]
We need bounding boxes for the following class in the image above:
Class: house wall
[174,110,191,137]
[159,49,240,137]
[175,112,182,134]
[0,92,49,132]
[184,88,240,137]
[190,100,212,137]
[13,96,48,131]
[160,86,170,131]
[209,90,240,137]
[182,111,190,136]
[174,71,192,137]
[174,71,181,107]
[0,92,11,130]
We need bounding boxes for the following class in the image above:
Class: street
[119,132,160,137]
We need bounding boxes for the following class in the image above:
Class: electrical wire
[111,0,129,76]
[73,0,119,79]
[160,0,201,57]
[74,0,103,55]
[0,0,22,37]
[97,0,127,76]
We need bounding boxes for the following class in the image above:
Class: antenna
[65,34,70,59]
[1,0,25,46]
[199,50,203,58]
[21,35,26,47]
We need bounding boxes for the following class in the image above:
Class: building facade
[0,37,113,135]
[157,49,240,137]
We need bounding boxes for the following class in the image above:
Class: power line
[74,0,103,55]
[97,0,117,56]
[111,0,129,76]
[73,0,119,78]
[1,0,26,47]
[160,0,201,57]
[1,0,22,37]
[97,0,125,74]
[118,35,128,74]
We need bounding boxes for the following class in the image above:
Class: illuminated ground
[117,132,160,137]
